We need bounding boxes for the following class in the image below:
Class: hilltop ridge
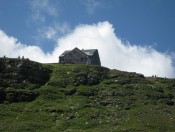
[0,58,175,131]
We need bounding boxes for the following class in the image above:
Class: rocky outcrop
[0,58,52,103]
[48,65,109,87]
[5,89,38,102]
[0,58,51,88]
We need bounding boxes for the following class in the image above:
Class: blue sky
[0,0,175,77]
[0,0,175,52]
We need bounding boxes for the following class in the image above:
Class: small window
[81,58,84,62]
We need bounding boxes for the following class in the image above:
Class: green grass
[0,58,175,131]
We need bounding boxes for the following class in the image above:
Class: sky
[0,0,175,77]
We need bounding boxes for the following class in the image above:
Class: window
[81,58,84,62]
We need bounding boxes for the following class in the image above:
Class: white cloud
[37,22,71,40]
[81,0,103,14]
[0,30,54,62]
[0,21,175,78]
[30,0,58,23]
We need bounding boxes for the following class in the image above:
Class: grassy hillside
[0,58,175,131]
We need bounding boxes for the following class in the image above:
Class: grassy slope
[0,59,175,131]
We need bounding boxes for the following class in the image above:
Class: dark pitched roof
[59,48,98,57]
[59,50,71,57]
